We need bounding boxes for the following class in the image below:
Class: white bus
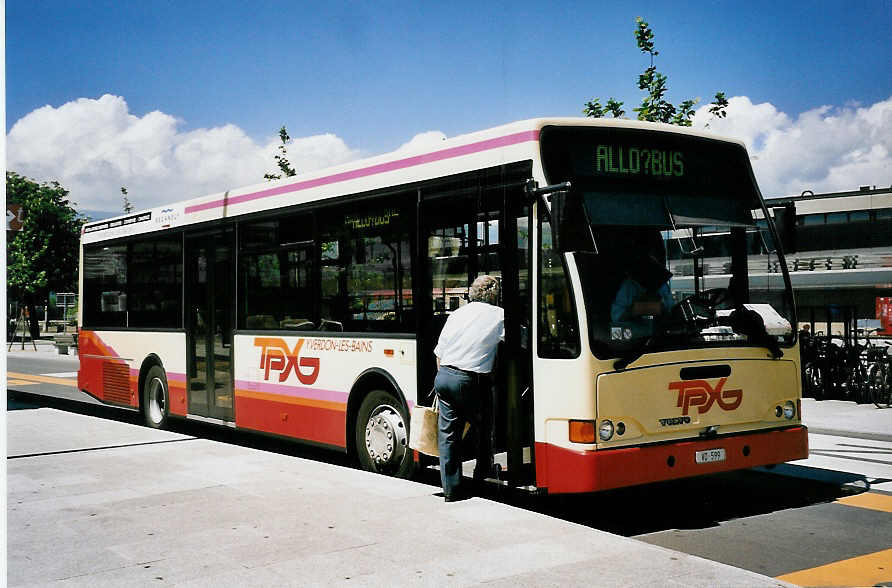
[78,118,807,493]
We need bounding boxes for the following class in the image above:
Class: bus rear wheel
[142,365,169,429]
[355,389,414,478]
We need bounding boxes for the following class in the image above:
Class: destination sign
[84,212,152,233]
[345,209,399,230]
[539,125,762,228]
[595,145,684,178]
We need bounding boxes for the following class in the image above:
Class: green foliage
[706,92,729,127]
[584,16,726,128]
[7,172,86,335]
[583,98,625,119]
[264,125,298,181]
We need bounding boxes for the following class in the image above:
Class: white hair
[469,275,500,305]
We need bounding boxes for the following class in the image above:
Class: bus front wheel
[355,389,414,478]
[142,365,169,429]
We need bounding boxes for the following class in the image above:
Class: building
[765,185,892,335]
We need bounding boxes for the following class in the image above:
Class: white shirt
[434,302,505,373]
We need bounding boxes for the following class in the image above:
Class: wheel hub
[148,377,166,425]
[365,406,407,466]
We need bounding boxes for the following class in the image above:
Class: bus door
[185,229,235,422]
[418,176,533,484]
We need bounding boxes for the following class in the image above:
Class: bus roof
[81,117,748,244]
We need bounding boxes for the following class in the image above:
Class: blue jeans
[435,366,492,497]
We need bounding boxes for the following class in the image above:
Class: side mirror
[548,190,596,253]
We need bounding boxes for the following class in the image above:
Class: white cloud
[393,130,447,154]
[9,94,891,213]
[6,95,361,213]
[693,95,892,197]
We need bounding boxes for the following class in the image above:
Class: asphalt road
[8,348,892,586]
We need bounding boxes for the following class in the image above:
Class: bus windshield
[540,125,795,359]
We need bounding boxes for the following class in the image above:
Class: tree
[121,186,133,213]
[584,17,727,126]
[264,125,298,181]
[6,172,86,339]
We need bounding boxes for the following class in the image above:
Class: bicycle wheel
[853,363,870,403]
[804,363,824,400]
[874,364,892,409]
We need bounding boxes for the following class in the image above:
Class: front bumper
[535,425,808,494]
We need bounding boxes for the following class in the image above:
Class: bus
[77,118,808,493]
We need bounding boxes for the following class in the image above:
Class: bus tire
[142,364,169,429]
[355,389,414,478]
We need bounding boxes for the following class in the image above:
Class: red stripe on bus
[235,393,347,448]
[168,379,188,416]
[185,130,540,214]
[77,330,188,412]
[535,426,808,494]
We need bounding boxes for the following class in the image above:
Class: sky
[6,0,892,214]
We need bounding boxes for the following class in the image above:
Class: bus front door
[419,176,533,485]
[185,230,234,422]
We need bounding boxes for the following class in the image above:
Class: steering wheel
[686,288,729,309]
[674,288,729,325]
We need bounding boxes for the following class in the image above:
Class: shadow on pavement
[8,390,863,537]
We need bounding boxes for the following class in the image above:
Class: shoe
[444,490,471,502]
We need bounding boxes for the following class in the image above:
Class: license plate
[695,448,726,464]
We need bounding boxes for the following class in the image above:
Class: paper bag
[409,402,440,457]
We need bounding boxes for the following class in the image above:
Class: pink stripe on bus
[234,380,348,404]
[185,130,540,214]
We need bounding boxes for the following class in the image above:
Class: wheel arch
[137,354,165,411]
[346,368,408,458]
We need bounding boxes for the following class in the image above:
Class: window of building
[826,212,847,224]
[802,214,824,226]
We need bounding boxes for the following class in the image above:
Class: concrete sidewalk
[800,397,892,440]
[6,408,791,587]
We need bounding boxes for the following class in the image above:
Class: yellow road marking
[8,379,37,386]
[7,372,78,387]
[776,548,892,587]
[837,492,892,513]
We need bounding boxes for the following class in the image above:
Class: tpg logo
[254,337,320,385]
[669,377,742,416]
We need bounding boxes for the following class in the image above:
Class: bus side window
[318,199,413,333]
[538,209,580,359]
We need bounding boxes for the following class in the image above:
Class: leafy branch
[264,125,298,181]
[584,17,728,127]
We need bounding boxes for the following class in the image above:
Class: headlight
[599,420,614,441]
[783,400,796,419]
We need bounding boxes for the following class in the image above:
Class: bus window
[538,207,580,359]
[239,215,314,331]
[83,244,128,327]
[318,199,413,332]
[83,237,182,329]
[128,237,182,328]
[428,223,471,316]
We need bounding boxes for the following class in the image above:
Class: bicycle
[864,333,891,408]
